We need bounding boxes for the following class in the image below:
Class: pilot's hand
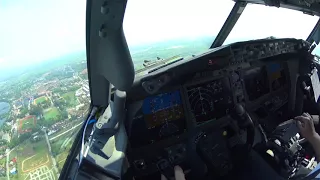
[295,113,318,142]
[161,166,186,180]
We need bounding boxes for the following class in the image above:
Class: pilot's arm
[295,113,320,160]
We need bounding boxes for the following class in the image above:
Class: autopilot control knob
[235,104,245,117]
[231,104,255,150]
[231,104,247,125]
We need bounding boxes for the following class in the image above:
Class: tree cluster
[29,105,43,116]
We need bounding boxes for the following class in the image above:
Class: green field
[22,147,48,171]
[55,135,76,173]
[9,149,18,180]
[51,128,78,155]
[44,108,60,121]
[62,91,77,106]
[56,151,68,172]
[21,116,35,130]
[34,96,47,104]
[10,140,53,180]
[51,138,66,155]
[0,158,6,167]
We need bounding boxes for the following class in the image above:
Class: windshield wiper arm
[210,1,247,48]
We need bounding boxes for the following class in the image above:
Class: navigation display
[186,78,233,124]
[129,91,186,148]
[244,66,270,101]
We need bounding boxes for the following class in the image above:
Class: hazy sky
[123,0,235,45]
[225,4,319,44]
[0,0,319,72]
[0,0,86,70]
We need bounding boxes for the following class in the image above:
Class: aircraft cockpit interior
[123,39,317,180]
[59,0,320,180]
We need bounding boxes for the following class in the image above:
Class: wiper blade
[148,57,184,73]
[135,56,183,75]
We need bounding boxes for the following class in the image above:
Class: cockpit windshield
[313,45,320,56]
[123,0,235,72]
[224,4,319,45]
[124,1,319,74]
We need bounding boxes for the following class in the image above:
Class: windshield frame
[307,19,320,45]
[211,1,247,48]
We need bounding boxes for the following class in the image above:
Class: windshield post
[210,1,247,48]
[307,19,320,45]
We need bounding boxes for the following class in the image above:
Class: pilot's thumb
[297,120,303,130]
[161,174,167,180]
[174,166,185,180]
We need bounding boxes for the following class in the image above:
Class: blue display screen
[267,63,281,73]
[141,91,184,129]
[129,90,186,148]
[142,90,182,114]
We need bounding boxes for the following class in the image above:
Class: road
[43,130,59,177]
[6,150,10,180]
[6,148,15,180]
[49,122,83,141]
[46,93,54,107]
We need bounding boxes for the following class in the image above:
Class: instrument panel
[128,63,288,148]
[125,38,303,178]
[128,61,289,149]
[128,77,235,149]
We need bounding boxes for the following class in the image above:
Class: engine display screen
[244,66,270,101]
[267,63,287,91]
[129,91,186,148]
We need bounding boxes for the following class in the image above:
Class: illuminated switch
[222,131,227,136]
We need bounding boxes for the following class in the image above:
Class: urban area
[0,59,90,180]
